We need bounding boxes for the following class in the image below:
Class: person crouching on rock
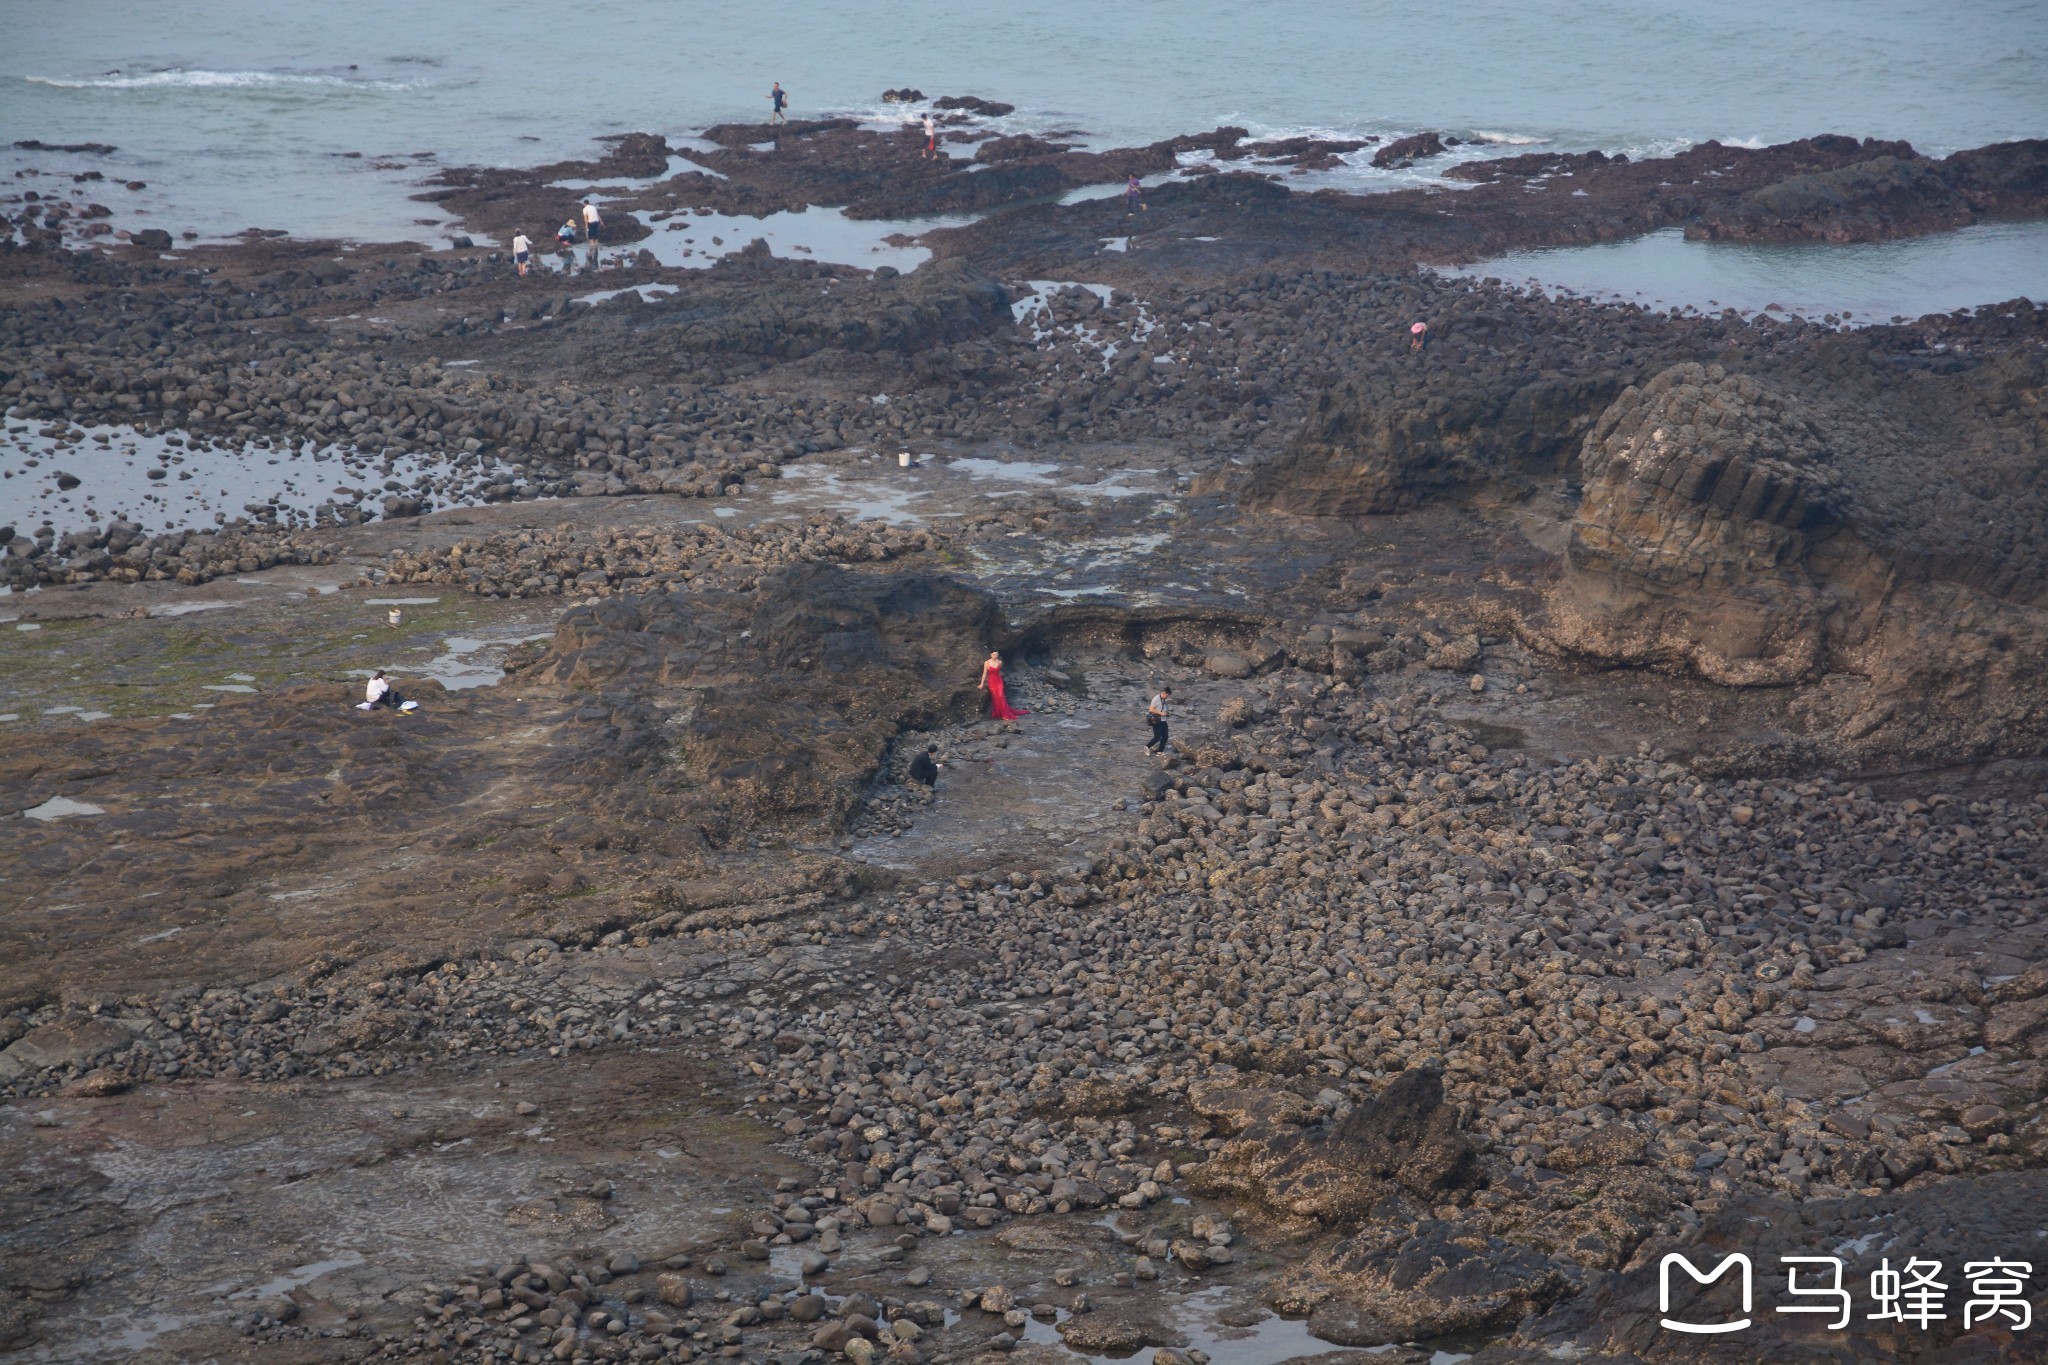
[909,743,942,787]
[363,670,410,712]
[1410,320,1428,352]
[556,217,579,257]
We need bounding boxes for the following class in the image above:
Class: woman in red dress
[979,650,1029,722]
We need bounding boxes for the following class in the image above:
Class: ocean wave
[24,68,420,93]
[1469,130,1547,146]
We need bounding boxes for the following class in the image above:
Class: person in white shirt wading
[581,199,603,269]
[1146,686,1171,754]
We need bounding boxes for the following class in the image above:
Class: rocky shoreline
[4,107,2048,1362]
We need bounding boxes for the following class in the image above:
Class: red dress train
[986,664,1029,721]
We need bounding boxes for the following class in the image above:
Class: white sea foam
[24,69,421,93]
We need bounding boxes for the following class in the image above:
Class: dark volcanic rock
[544,562,1001,826]
[1189,1069,1478,1221]
[1530,355,2048,763]
[1284,1222,1576,1346]
[1690,139,2048,244]
[594,131,673,178]
[13,139,116,155]
[1540,363,1847,684]
[1245,371,1626,515]
[1687,154,1972,244]
[1372,132,1446,168]
[1510,1172,2048,1363]
[559,256,1012,362]
[933,95,1016,117]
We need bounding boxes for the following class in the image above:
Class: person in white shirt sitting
[362,671,411,712]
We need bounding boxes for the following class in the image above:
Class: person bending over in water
[979,650,1029,722]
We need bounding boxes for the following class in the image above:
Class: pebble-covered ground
[5,120,2048,1365]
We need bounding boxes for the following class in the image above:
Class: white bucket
[899,451,912,468]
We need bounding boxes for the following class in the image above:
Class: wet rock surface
[4,105,2048,1363]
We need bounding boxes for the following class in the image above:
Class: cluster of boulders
[4,654,2045,1356]
[0,517,335,589]
[11,671,2044,1202]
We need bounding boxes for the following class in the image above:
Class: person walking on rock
[1146,685,1171,753]
[512,230,532,277]
[979,650,1028,722]
[923,113,938,160]
[768,82,788,126]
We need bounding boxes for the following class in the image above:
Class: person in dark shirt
[768,82,789,125]
[908,744,941,786]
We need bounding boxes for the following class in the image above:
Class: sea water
[4,0,2047,298]
[1444,220,2048,323]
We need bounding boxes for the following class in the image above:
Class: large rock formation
[1244,370,1626,515]
[1531,358,2048,763]
[1538,364,1856,686]
[542,563,1003,829]
[1187,1069,1479,1221]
